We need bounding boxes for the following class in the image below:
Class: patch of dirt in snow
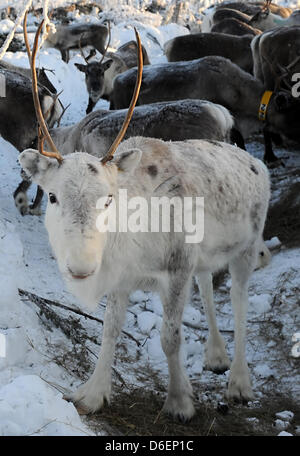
[85,389,300,436]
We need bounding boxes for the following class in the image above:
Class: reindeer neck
[237,77,266,117]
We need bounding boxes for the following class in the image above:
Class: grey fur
[112,56,300,161]
[164,33,253,73]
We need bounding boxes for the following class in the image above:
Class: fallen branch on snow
[18,288,141,347]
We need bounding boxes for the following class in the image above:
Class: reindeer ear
[75,63,87,73]
[115,149,142,173]
[102,59,113,72]
[19,149,58,184]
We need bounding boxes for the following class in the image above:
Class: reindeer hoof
[264,157,285,168]
[204,335,231,374]
[226,364,254,404]
[63,378,111,415]
[162,394,195,423]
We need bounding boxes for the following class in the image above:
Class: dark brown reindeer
[202,6,261,36]
[211,17,261,36]
[202,1,292,31]
[164,32,253,73]
[112,56,300,163]
[211,7,252,25]
[251,26,300,91]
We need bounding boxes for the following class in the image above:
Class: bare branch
[19,288,141,347]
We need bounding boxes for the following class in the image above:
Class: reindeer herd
[0,1,298,422]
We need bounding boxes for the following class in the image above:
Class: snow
[137,311,157,334]
[0,19,17,33]
[0,375,92,436]
[276,411,295,421]
[0,0,299,437]
[275,419,290,430]
[249,294,272,314]
[265,237,282,249]
[254,364,274,378]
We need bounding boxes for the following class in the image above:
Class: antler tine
[23,10,32,59]
[23,12,63,163]
[286,55,300,72]
[79,33,97,63]
[99,20,111,65]
[101,27,143,166]
[264,55,290,91]
[262,0,271,12]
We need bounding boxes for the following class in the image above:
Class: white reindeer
[19,20,270,421]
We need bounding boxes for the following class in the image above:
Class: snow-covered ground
[0,0,299,436]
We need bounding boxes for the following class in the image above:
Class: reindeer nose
[67,255,97,280]
[67,265,96,280]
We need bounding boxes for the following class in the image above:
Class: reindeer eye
[260,251,265,257]
[49,193,57,204]
[104,194,113,208]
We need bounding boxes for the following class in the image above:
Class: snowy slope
[0,0,299,436]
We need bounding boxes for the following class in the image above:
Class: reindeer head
[19,13,143,309]
[75,59,113,102]
[249,0,272,29]
[75,21,115,104]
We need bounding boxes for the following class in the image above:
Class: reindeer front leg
[66,292,127,414]
[160,274,195,422]
[86,97,96,114]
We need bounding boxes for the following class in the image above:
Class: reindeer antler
[264,54,300,91]
[99,20,111,65]
[23,11,63,163]
[262,0,272,12]
[101,27,143,165]
[79,33,96,64]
